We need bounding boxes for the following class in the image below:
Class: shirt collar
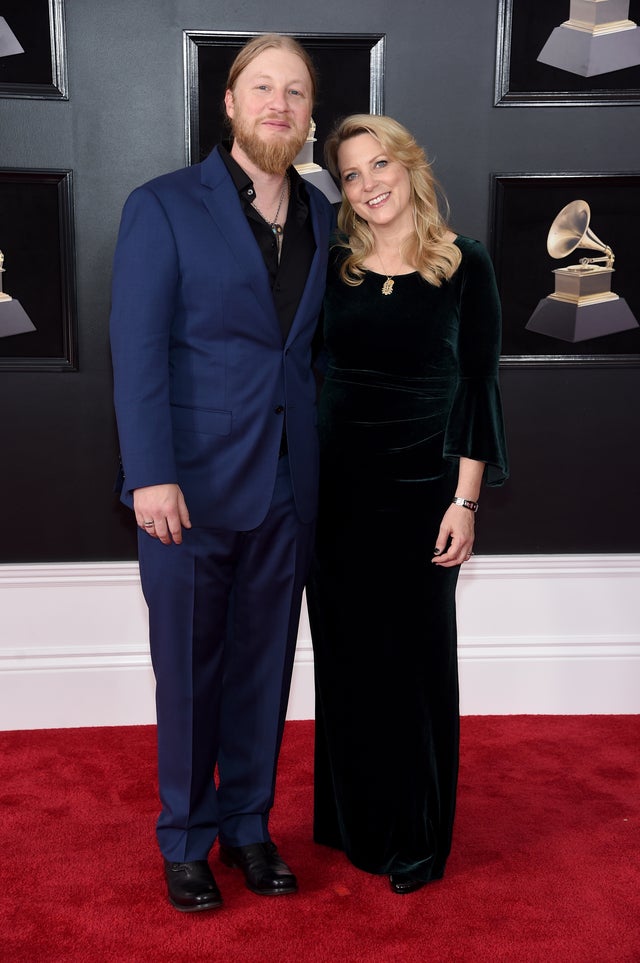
[218,141,309,207]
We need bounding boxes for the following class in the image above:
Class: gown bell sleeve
[443,240,509,487]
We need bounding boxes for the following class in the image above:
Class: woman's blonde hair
[325,114,461,287]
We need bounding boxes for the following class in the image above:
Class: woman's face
[337,132,413,234]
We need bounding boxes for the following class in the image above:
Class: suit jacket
[110,148,333,529]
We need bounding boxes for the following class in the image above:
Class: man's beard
[231,113,308,175]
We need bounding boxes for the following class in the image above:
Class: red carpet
[1,716,638,962]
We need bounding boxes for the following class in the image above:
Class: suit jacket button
[274,405,284,414]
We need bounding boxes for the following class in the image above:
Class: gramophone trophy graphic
[0,16,24,58]
[525,200,639,343]
[294,119,341,204]
[537,0,640,76]
[0,250,36,339]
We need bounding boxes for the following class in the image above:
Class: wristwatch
[451,497,479,513]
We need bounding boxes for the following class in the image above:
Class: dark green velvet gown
[307,236,508,883]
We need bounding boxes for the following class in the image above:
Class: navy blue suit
[110,148,333,861]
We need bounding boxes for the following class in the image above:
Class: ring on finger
[143,520,155,528]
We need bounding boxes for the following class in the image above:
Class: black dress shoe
[389,873,427,895]
[164,859,223,912]
[219,841,298,895]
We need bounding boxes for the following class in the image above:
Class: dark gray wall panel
[0,0,638,560]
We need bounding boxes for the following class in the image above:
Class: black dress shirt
[218,142,316,343]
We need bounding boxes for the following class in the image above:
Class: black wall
[0,0,638,562]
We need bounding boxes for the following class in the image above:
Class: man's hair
[226,34,317,103]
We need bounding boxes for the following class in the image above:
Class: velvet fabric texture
[307,236,508,883]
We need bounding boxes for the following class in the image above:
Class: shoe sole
[245,883,298,896]
[168,896,223,912]
[389,882,426,895]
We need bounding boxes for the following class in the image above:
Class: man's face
[225,47,312,175]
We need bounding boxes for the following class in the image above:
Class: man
[110,34,333,912]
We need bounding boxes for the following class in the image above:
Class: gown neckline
[361,235,463,281]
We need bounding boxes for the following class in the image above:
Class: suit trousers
[137,455,314,862]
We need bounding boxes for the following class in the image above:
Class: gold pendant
[381,277,394,296]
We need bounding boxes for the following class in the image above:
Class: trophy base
[537,23,640,76]
[551,265,616,303]
[0,15,25,57]
[526,296,639,343]
[0,298,37,338]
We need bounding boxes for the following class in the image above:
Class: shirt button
[274,405,284,414]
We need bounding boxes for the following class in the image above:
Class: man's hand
[133,484,192,545]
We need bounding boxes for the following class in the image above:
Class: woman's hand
[431,503,475,567]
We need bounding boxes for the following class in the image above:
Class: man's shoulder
[303,178,334,212]
[129,149,226,202]
[299,177,336,234]
[132,162,201,198]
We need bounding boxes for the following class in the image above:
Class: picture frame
[0,169,78,371]
[0,0,68,100]
[183,31,385,166]
[495,0,640,106]
[490,173,640,366]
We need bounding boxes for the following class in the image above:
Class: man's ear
[224,89,234,119]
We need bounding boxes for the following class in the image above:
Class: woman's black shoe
[388,873,427,895]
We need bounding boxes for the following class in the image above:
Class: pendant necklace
[252,175,289,239]
[376,250,395,295]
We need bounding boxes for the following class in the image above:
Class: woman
[307,115,508,894]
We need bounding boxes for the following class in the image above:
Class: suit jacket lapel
[199,149,277,327]
[199,149,329,347]
[285,189,329,348]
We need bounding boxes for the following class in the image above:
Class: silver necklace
[252,175,288,238]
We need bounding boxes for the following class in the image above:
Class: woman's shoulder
[452,234,490,260]
[450,234,496,274]
[328,234,351,268]
[329,230,350,250]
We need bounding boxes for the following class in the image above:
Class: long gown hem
[313,832,446,883]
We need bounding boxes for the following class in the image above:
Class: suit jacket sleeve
[109,185,180,498]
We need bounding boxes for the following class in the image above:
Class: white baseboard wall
[0,555,638,730]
